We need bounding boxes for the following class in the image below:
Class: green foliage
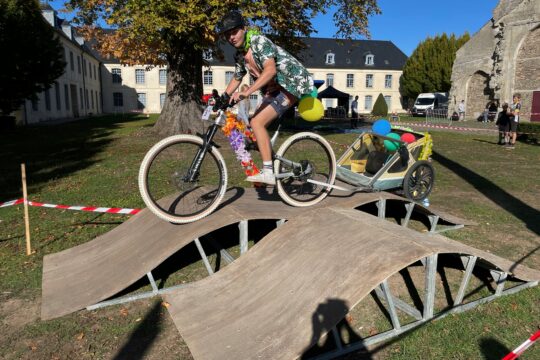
[0,0,66,115]
[371,93,388,117]
[400,33,470,101]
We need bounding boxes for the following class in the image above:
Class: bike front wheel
[275,132,336,207]
[138,135,228,224]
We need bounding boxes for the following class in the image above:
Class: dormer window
[203,50,213,61]
[326,53,335,65]
[365,54,374,65]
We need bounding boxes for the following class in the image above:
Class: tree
[67,0,380,136]
[371,93,387,117]
[0,0,66,119]
[400,33,470,107]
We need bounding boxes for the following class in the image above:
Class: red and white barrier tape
[0,198,24,208]
[502,330,540,360]
[0,198,140,215]
[393,122,498,133]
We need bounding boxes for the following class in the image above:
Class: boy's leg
[250,105,278,163]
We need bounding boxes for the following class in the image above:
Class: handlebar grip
[239,95,245,100]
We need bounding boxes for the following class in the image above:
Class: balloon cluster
[298,87,324,122]
[371,119,416,151]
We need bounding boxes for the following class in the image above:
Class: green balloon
[300,87,318,100]
[383,132,401,152]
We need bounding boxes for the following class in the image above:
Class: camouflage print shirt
[234,35,313,99]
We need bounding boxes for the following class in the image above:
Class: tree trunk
[154,40,206,137]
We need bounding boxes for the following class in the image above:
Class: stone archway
[466,71,492,120]
[515,26,540,122]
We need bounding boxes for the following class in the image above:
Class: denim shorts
[258,90,297,117]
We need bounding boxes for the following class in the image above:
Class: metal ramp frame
[84,197,468,312]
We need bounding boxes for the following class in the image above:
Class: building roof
[209,37,407,71]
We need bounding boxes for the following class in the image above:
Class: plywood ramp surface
[164,207,540,360]
[41,187,470,320]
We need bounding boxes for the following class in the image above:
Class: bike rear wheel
[138,135,228,223]
[275,132,336,207]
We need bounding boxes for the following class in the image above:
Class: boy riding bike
[217,11,314,185]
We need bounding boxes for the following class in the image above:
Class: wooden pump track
[41,188,540,359]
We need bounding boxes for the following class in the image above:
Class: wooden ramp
[41,188,471,320]
[163,208,540,360]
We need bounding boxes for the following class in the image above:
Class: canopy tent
[317,86,351,116]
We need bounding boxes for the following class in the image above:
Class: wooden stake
[21,163,32,255]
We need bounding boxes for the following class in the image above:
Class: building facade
[449,0,540,122]
[202,38,407,114]
[17,4,103,125]
[19,7,407,123]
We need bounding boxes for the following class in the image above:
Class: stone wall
[449,0,540,122]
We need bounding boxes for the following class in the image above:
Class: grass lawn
[0,114,538,359]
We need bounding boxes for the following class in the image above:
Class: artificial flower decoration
[222,112,260,177]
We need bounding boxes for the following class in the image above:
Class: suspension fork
[185,124,219,182]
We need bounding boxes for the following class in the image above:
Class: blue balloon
[372,119,391,136]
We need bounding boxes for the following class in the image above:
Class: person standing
[458,100,465,121]
[507,93,521,149]
[495,103,509,145]
[350,95,359,129]
[237,84,251,125]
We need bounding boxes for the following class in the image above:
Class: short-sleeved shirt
[510,102,521,122]
[233,35,313,99]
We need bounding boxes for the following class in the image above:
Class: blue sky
[47,0,498,56]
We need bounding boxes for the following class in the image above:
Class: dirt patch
[0,296,40,331]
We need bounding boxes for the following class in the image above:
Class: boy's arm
[230,58,277,101]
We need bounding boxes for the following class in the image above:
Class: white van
[411,93,448,116]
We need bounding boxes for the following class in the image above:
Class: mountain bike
[138,98,337,224]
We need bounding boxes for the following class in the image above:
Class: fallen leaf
[162,301,170,308]
[135,317,142,322]
[76,332,85,341]
[119,308,129,316]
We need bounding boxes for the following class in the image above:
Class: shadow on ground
[0,114,150,200]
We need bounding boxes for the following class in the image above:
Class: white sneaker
[246,172,276,185]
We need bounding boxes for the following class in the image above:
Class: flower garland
[222,112,260,176]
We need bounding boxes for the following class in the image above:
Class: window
[80,88,84,109]
[159,69,167,85]
[385,75,392,89]
[384,95,391,109]
[91,90,94,109]
[137,93,146,109]
[70,51,74,71]
[64,84,70,110]
[55,82,61,110]
[365,54,374,65]
[31,98,38,111]
[85,89,89,108]
[83,59,86,76]
[249,76,255,85]
[364,95,373,110]
[77,55,81,74]
[45,89,51,111]
[94,64,97,80]
[203,70,213,85]
[113,92,123,107]
[346,74,354,88]
[325,53,335,65]
[135,69,145,84]
[366,74,373,88]
[225,71,234,85]
[249,94,258,110]
[160,93,166,109]
[326,73,334,87]
[202,50,213,61]
[112,68,122,84]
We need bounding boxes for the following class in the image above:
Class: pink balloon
[401,133,416,144]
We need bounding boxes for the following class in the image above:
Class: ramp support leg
[194,238,214,276]
[276,219,286,227]
[377,199,386,219]
[402,202,415,228]
[239,220,248,255]
[423,254,437,320]
[490,270,507,296]
[428,215,440,233]
[380,280,401,331]
[146,271,159,294]
[331,326,343,351]
[454,255,477,305]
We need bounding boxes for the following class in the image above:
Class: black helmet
[218,11,245,34]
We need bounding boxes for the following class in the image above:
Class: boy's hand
[231,91,248,103]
